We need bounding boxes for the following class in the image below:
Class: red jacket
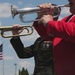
[33,14,75,75]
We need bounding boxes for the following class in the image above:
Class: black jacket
[10,37,54,75]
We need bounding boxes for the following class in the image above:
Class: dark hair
[52,4,61,20]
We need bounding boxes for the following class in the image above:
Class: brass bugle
[11,4,70,23]
[0,25,33,38]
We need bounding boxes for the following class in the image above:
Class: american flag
[0,44,3,60]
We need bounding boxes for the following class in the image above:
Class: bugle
[0,25,33,38]
[11,4,70,23]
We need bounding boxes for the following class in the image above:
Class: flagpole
[3,56,4,75]
[14,63,17,75]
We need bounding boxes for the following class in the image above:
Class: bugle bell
[11,4,70,23]
[0,25,33,38]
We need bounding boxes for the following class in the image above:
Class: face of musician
[68,0,75,14]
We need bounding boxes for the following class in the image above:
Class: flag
[0,44,3,60]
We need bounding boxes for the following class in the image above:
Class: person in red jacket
[33,0,75,75]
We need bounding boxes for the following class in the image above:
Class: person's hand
[12,24,25,35]
[37,3,54,26]
[39,14,53,26]
[37,3,54,18]
[38,3,53,11]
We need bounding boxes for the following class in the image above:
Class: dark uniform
[10,37,54,75]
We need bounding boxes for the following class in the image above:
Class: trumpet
[0,25,33,38]
[11,4,70,23]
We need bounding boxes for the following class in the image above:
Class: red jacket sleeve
[46,16,75,42]
[33,21,55,41]
[33,15,75,43]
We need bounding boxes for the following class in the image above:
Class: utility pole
[14,63,17,75]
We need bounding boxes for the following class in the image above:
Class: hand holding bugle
[0,25,33,38]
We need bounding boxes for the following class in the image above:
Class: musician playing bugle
[32,0,75,75]
[10,4,61,75]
